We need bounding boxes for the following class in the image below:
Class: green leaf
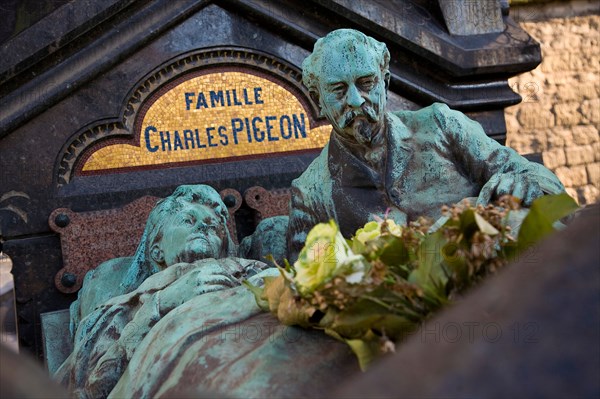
[372,314,416,341]
[408,231,448,297]
[441,241,467,281]
[459,209,478,239]
[531,193,579,223]
[517,193,578,253]
[326,298,415,340]
[330,329,382,371]
[502,240,520,262]
[377,236,410,267]
[361,235,410,274]
[282,258,293,273]
[242,280,269,311]
[351,237,366,256]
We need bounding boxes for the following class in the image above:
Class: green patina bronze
[286,29,565,261]
[58,185,355,398]
[57,29,566,398]
[69,184,238,335]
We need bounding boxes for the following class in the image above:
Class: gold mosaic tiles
[83,71,331,172]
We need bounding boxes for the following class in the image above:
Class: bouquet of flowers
[245,194,577,369]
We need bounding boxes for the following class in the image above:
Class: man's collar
[328,129,382,187]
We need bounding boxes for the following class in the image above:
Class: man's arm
[431,103,564,205]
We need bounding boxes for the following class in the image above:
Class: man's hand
[477,172,544,206]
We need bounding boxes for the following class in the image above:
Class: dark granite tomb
[0,0,542,361]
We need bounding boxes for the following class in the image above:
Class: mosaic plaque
[79,68,330,174]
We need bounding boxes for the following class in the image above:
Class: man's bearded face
[316,42,387,145]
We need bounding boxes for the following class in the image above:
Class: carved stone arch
[55,120,128,187]
[54,47,326,187]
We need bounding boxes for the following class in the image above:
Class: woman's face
[158,203,227,267]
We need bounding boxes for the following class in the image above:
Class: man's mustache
[340,105,378,128]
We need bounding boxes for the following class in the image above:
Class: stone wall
[505,0,599,204]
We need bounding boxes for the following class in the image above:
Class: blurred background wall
[506,0,599,205]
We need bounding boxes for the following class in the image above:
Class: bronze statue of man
[287,29,564,260]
